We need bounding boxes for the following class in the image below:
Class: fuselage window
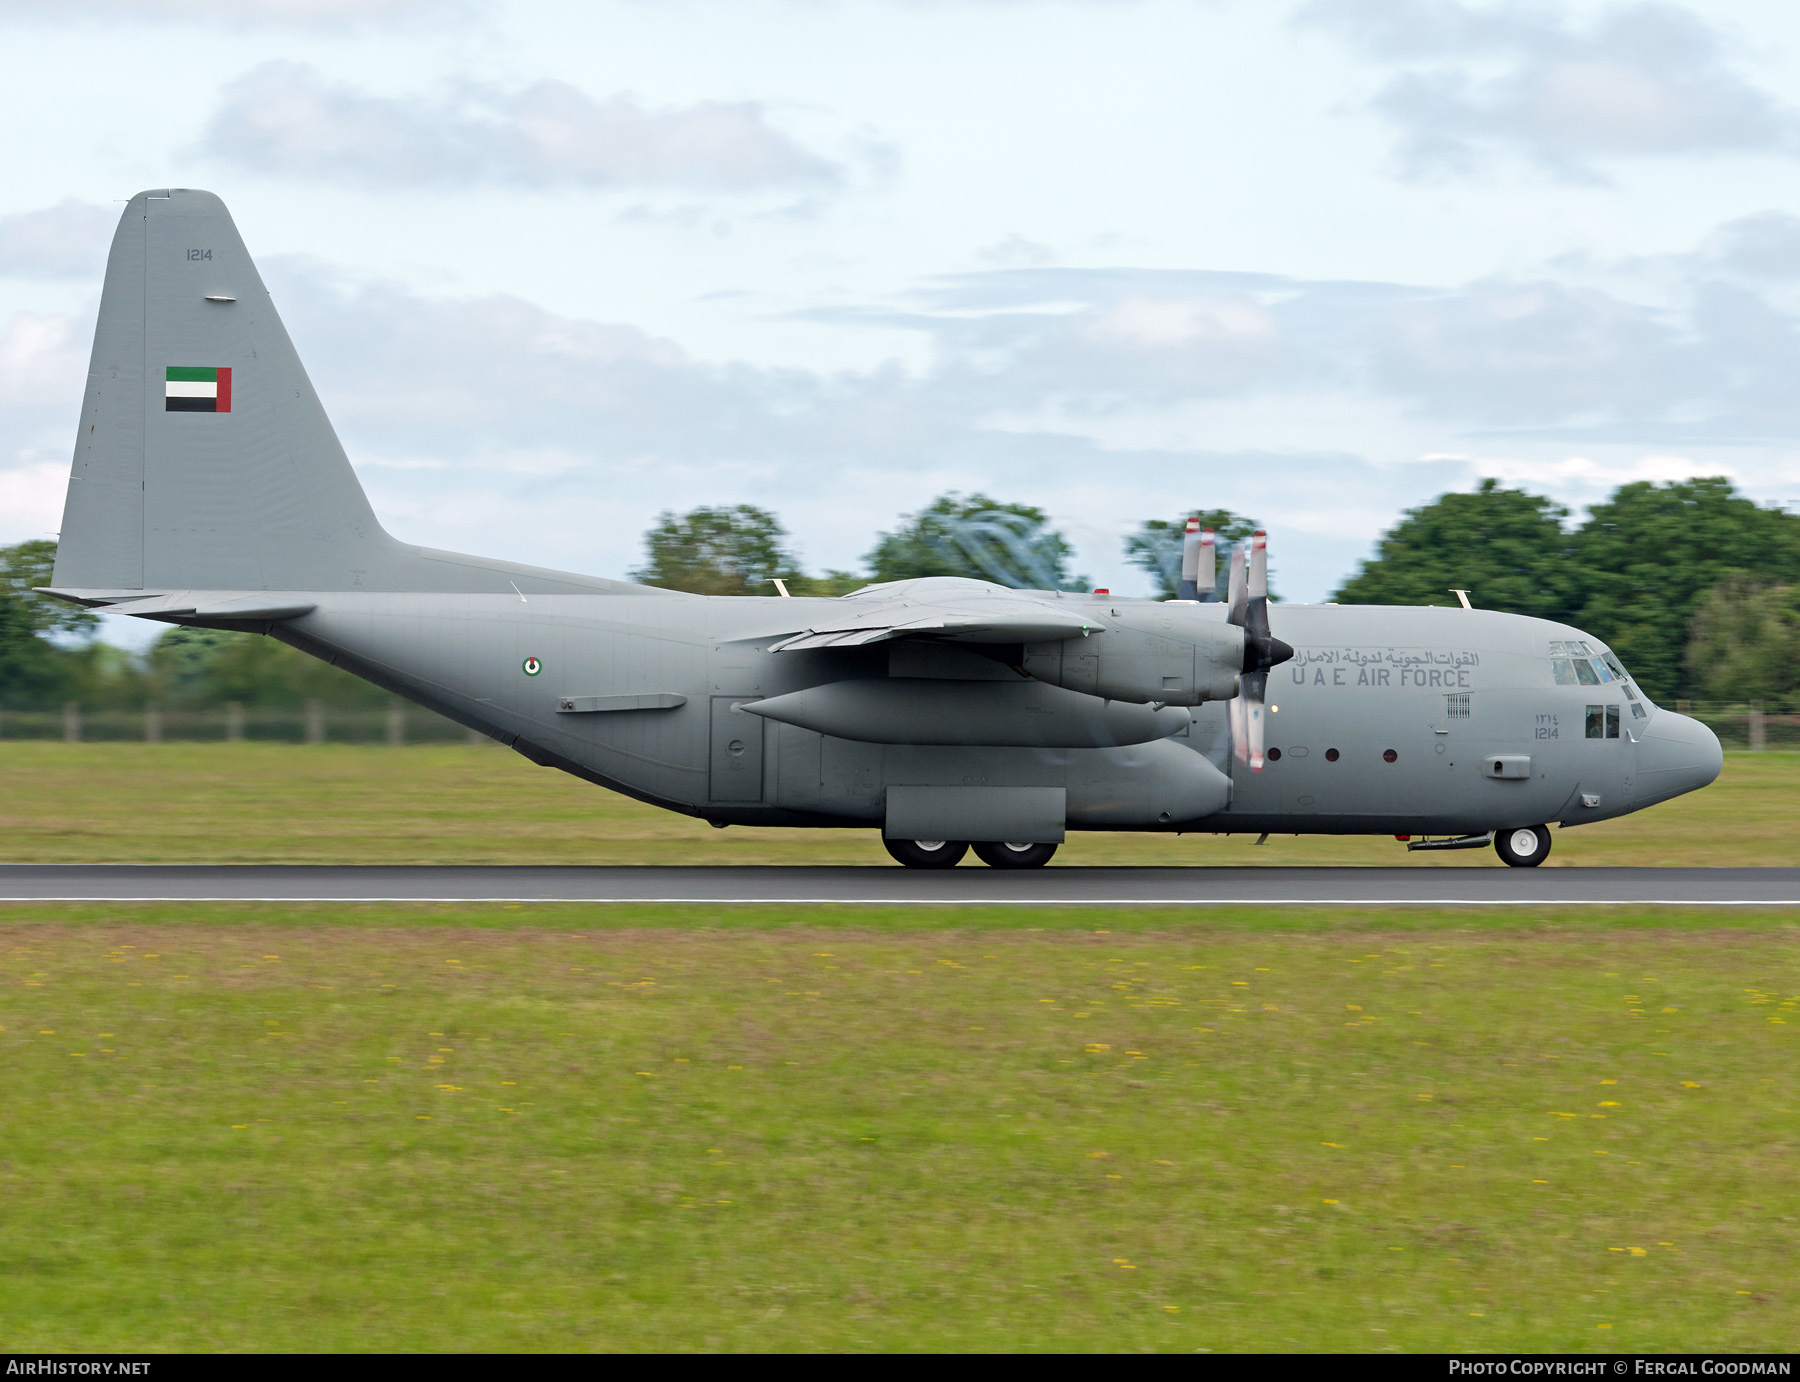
[1586,704,1622,739]
[1445,692,1470,718]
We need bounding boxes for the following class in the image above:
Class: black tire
[971,840,1059,870]
[1494,825,1552,868]
[883,837,969,869]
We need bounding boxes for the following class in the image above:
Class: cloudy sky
[6,0,1800,642]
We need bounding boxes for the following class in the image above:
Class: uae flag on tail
[165,365,232,413]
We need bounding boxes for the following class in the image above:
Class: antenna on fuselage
[1450,589,1472,609]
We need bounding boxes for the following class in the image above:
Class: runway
[1,864,1797,906]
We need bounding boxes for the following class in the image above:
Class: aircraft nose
[1636,710,1723,807]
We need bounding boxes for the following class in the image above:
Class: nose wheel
[1495,825,1552,868]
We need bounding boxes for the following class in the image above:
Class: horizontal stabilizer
[37,588,315,621]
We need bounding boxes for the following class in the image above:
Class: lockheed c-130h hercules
[43,191,1723,869]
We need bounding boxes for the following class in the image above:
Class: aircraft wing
[767,580,1106,652]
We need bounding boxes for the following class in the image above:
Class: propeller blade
[1247,529,1270,635]
[1177,516,1201,601]
[1199,529,1216,602]
[1222,531,1285,774]
[1243,668,1267,773]
[1226,544,1248,627]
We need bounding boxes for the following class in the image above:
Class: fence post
[386,705,405,747]
[144,705,162,743]
[305,699,325,745]
[226,702,244,742]
[1749,701,1766,753]
[63,702,81,744]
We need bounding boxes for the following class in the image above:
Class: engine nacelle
[1023,606,1244,706]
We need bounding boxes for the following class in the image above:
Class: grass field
[2,747,1796,1351]
[0,742,1794,865]
[1,904,1796,1351]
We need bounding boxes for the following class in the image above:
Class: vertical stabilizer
[53,188,393,593]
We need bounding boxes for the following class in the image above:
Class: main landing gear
[1494,825,1553,868]
[882,838,1059,869]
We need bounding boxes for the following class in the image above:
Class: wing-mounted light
[1227,529,1294,773]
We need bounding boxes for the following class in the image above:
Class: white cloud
[0,201,115,280]
[0,458,67,545]
[1464,451,1737,491]
[199,62,850,192]
[1705,211,1800,279]
[0,311,87,411]
[1298,1,1800,180]
[0,0,455,25]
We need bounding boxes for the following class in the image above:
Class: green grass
[2,747,1797,1350]
[1,742,1794,865]
[1,905,1797,1351]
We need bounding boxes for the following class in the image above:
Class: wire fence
[0,702,485,746]
[1678,702,1800,751]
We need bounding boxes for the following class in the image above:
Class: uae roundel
[522,656,542,676]
[166,366,231,412]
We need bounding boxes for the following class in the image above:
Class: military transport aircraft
[42,191,1722,868]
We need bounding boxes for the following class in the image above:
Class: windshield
[1549,639,1649,718]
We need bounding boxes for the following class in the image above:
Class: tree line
[4,477,1797,709]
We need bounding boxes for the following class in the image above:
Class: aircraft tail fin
[53,189,401,593]
[53,189,628,598]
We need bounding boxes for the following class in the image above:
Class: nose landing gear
[1495,825,1552,868]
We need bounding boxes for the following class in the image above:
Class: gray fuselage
[270,586,1722,839]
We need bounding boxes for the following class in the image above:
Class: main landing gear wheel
[1495,825,1552,868]
[884,838,969,869]
[972,841,1059,870]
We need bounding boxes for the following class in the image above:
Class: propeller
[1177,518,1217,601]
[1226,530,1294,773]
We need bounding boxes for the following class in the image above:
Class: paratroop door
[709,695,764,802]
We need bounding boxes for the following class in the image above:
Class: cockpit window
[1553,641,1651,718]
